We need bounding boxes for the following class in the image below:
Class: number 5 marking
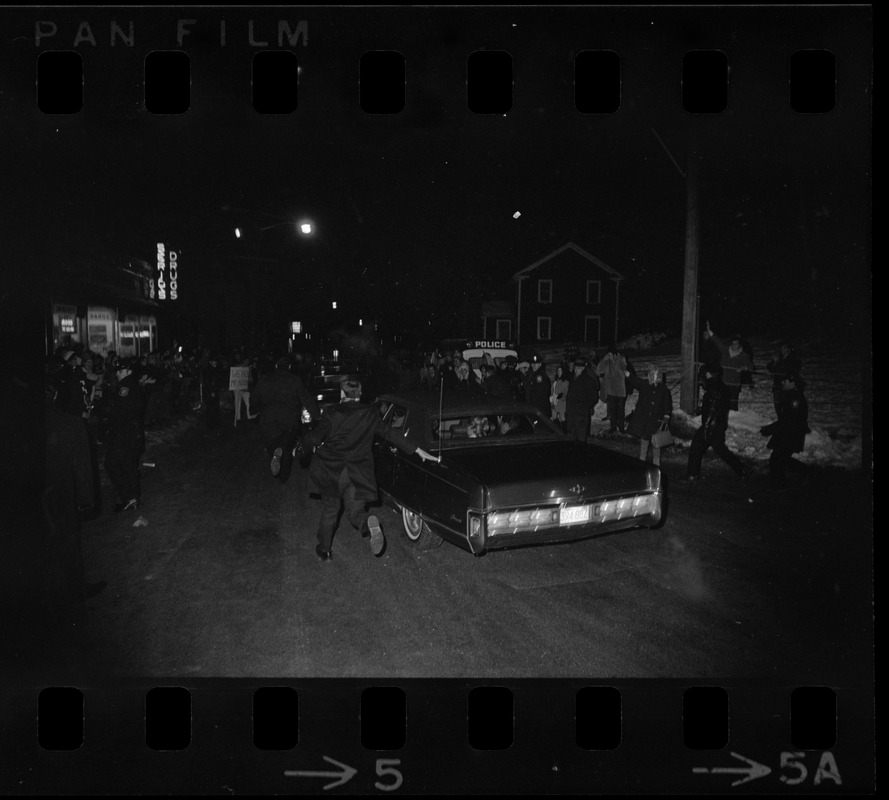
[779,751,808,785]
[375,759,403,792]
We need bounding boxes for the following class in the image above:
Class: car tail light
[467,512,486,550]
[488,508,559,533]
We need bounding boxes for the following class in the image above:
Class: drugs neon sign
[156,242,179,301]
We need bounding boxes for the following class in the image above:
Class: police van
[434,339,519,381]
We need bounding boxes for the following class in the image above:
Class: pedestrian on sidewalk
[302,379,438,561]
[683,365,751,483]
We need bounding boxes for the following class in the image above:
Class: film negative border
[1,3,873,796]
[1,680,875,793]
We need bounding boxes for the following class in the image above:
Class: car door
[372,401,401,493]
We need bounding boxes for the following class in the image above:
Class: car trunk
[439,440,656,508]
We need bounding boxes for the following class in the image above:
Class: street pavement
[7,413,873,686]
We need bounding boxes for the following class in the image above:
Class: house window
[537,279,552,303]
[584,315,601,344]
[495,319,512,340]
[586,280,602,304]
[537,316,552,341]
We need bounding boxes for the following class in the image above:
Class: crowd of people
[39,327,811,600]
[417,344,647,445]
[417,327,810,484]
[40,342,312,605]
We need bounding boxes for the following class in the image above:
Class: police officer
[527,355,552,417]
[302,379,438,561]
[760,373,810,485]
[104,359,145,512]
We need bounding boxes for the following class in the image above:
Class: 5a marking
[693,751,842,788]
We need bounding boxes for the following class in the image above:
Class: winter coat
[565,371,599,416]
[252,367,319,440]
[766,350,803,393]
[626,376,673,439]
[712,337,754,388]
[54,364,90,417]
[597,353,628,398]
[527,369,552,416]
[45,398,93,508]
[761,388,810,453]
[105,373,144,453]
[303,400,417,502]
[698,378,732,441]
[550,378,570,416]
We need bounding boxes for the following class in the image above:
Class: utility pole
[680,131,699,414]
[651,127,700,414]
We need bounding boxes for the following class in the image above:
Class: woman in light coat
[596,346,629,434]
[549,365,570,432]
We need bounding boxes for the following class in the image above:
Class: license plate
[560,505,591,525]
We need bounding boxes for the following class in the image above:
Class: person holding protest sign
[231,355,258,426]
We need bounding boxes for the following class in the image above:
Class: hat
[574,358,588,368]
[531,354,541,363]
[276,356,291,368]
[505,355,518,365]
[517,361,530,370]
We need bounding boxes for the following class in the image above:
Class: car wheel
[401,506,443,550]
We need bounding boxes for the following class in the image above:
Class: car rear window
[433,412,559,442]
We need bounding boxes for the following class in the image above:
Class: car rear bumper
[481,509,662,551]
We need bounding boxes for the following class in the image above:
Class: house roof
[512,241,623,281]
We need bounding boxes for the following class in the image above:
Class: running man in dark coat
[684,366,750,482]
[104,359,145,513]
[565,359,599,441]
[302,379,438,560]
[760,374,810,484]
[251,356,319,484]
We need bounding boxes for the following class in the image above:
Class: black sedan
[372,391,664,554]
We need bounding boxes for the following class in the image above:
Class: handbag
[651,419,674,448]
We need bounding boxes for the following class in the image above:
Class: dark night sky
[2,5,871,347]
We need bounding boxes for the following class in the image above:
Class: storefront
[50,302,158,358]
[117,314,157,358]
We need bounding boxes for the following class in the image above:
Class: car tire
[401,506,443,550]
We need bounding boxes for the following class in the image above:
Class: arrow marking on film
[692,751,772,787]
[284,755,357,790]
